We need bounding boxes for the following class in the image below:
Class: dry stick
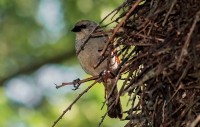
[169,104,185,117]
[179,96,199,120]
[55,76,99,89]
[121,46,131,61]
[122,67,158,95]
[118,70,133,97]
[190,115,200,127]
[99,1,127,24]
[165,84,182,107]
[52,79,100,127]
[175,61,190,86]
[162,101,166,123]
[93,55,108,69]
[76,25,99,55]
[152,96,159,125]
[136,33,164,42]
[123,103,141,120]
[162,0,177,26]
[120,52,148,74]
[116,48,135,101]
[100,0,142,57]
[124,120,133,127]
[128,82,141,109]
[110,0,130,21]
[100,9,127,28]
[120,56,147,95]
[98,102,115,127]
[176,11,200,69]
[126,94,133,107]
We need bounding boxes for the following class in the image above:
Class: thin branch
[76,25,100,55]
[162,0,177,26]
[98,102,115,127]
[52,79,100,127]
[99,1,128,24]
[176,11,200,69]
[190,115,200,127]
[55,76,99,89]
[100,0,142,56]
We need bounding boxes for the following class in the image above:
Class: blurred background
[0,0,126,127]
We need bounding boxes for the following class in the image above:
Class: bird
[71,20,122,118]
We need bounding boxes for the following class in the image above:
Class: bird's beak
[71,26,81,32]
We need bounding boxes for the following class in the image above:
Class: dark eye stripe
[71,24,87,32]
[79,25,86,29]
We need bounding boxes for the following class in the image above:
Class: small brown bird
[71,20,122,118]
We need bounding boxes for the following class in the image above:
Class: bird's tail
[103,79,122,118]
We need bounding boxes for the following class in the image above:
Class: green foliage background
[0,0,126,127]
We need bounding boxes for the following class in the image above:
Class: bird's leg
[72,78,81,90]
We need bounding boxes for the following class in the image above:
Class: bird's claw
[72,78,81,90]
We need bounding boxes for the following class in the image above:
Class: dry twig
[52,79,100,127]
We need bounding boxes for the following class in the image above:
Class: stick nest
[111,0,200,126]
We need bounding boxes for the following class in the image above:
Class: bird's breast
[76,37,107,76]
